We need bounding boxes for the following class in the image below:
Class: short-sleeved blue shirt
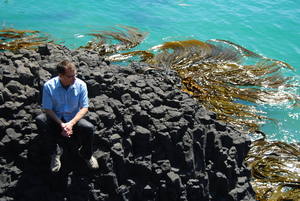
[42,76,89,122]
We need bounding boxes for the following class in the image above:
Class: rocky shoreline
[0,44,255,201]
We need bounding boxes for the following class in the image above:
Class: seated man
[35,60,99,172]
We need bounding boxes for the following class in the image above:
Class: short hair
[56,60,76,75]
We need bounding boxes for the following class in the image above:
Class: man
[35,60,99,172]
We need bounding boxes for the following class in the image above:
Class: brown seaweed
[80,25,148,55]
[0,28,50,51]
[82,27,299,132]
[108,39,299,132]
[246,139,300,201]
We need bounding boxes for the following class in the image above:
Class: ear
[58,74,64,82]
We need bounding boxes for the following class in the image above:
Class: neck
[59,79,69,89]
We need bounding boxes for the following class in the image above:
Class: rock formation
[0,44,255,201]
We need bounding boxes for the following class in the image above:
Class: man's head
[57,60,77,87]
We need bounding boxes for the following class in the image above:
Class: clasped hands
[60,122,74,138]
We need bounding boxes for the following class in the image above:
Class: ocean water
[1,0,300,142]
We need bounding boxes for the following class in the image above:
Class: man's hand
[59,108,88,138]
[61,122,74,137]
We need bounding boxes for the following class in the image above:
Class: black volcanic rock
[0,44,255,201]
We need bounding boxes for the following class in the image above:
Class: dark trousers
[35,113,95,159]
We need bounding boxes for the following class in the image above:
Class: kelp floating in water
[80,25,148,55]
[246,139,300,201]
[0,28,50,51]
[106,38,299,132]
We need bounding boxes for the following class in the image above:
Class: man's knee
[77,119,95,133]
[35,113,47,128]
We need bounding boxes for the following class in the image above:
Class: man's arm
[44,109,63,125]
[69,107,88,126]
[62,107,88,137]
[44,109,72,137]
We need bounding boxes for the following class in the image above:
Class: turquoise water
[1,0,300,142]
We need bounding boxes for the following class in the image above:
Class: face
[59,68,76,86]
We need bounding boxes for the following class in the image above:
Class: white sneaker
[85,156,99,169]
[50,153,62,172]
[50,146,63,172]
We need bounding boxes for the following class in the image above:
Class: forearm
[69,107,88,126]
[44,109,63,125]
